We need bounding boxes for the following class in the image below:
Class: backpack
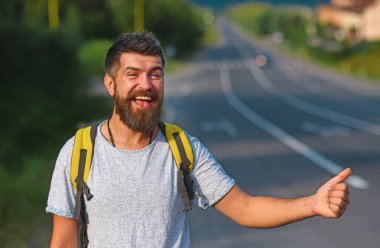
[70,121,194,247]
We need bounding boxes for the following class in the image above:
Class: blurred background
[1,0,379,247]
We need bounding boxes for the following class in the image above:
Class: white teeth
[135,96,151,101]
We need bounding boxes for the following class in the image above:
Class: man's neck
[100,115,158,150]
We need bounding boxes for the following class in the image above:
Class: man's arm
[214,168,351,228]
[50,214,78,248]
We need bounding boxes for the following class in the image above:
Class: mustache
[126,89,158,101]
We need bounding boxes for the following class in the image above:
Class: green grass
[340,46,380,79]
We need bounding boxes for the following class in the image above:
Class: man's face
[112,53,164,132]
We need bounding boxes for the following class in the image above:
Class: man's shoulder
[61,123,102,155]
[60,136,75,156]
[54,135,76,169]
[184,131,204,152]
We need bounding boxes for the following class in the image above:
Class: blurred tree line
[226,3,310,49]
[0,0,207,245]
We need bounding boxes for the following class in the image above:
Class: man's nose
[137,75,152,90]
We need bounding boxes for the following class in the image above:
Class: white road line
[301,122,351,137]
[199,59,380,136]
[279,65,323,94]
[280,64,380,116]
[248,67,380,137]
[231,35,380,136]
[201,120,239,138]
[220,69,369,190]
[248,67,276,93]
[284,96,380,136]
[179,84,192,97]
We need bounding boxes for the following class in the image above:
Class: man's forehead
[120,52,163,68]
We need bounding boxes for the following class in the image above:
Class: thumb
[325,168,352,187]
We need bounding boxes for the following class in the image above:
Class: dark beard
[114,88,162,133]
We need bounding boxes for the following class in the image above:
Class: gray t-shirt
[46,124,235,247]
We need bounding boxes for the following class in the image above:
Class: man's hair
[105,32,166,78]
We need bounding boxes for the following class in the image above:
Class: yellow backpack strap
[70,125,97,191]
[70,124,98,248]
[159,122,194,211]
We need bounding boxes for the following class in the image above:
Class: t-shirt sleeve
[189,134,235,209]
[45,137,76,219]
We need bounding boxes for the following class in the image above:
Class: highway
[164,19,380,248]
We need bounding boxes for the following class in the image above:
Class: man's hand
[312,168,351,218]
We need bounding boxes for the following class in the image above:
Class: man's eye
[151,73,162,79]
[127,73,138,77]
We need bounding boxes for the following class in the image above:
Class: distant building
[318,0,380,42]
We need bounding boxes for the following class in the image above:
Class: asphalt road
[164,19,380,248]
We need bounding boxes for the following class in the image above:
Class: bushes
[226,3,271,36]
[227,3,309,46]
[79,39,113,76]
[0,26,112,245]
[145,0,205,58]
[0,26,94,170]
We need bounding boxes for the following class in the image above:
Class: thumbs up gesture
[313,168,351,218]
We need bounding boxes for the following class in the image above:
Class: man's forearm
[214,186,317,228]
[50,215,78,248]
[238,195,317,228]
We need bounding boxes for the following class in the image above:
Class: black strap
[73,124,98,248]
[74,149,90,248]
[90,123,97,150]
[158,122,194,211]
[172,132,194,201]
[158,122,166,136]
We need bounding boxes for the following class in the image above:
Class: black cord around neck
[107,118,154,147]
[107,117,116,147]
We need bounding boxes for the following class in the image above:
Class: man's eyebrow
[151,66,163,72]
[125,66,139,71]
[124,66,163,72]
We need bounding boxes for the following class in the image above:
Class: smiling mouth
[133,96,153,109]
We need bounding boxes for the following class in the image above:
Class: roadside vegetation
[226,3,380,81]
[0,0,217,246]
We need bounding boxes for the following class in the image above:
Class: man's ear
[104,74,115,96]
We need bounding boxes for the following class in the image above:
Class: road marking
[190,59,258,70]
[279,64,380,116]
[220,69,369,190]
[201,120,239,138]
[301,122,351,137]
[196,58,380,136]
[179,83,192,97]
[248,67,380,137]
[284,96,380,136]
[279,65,323,94]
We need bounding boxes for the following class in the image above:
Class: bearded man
[46,32,351,248]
